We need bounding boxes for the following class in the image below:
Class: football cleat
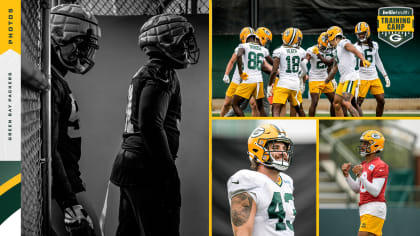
[239,27,255,44]
[282,27,303,48]
[256,27,272,47]
[50,4,101,74]
[248,124,294,171]
[139,13,200,69]
[327,26,343,42]
[355,22,371,43]
[358,130,385,157]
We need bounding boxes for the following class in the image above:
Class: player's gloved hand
[312,46,320,55]
[362,59,371,68]
[332,79,338,90]
[64,205,94,234]
[341,163,351,177]
[352,164,363,177]
[267,85,273,97]
[384,75,391,87]
[222,74,230,84]
[240,72,248,80]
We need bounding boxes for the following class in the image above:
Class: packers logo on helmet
[248,124,294,171]
[358,130,385,157]
[240,27,255,44]
[256,27,272,47]
[282,27,303,48]
[317,32,328,52]
[327,26,343,42]
[355,22,371,43]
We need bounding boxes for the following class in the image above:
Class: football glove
[312,46,320,55]
[222,74,230,84]
[267,85,273,97]
[64,205,94,235]
[384,75,390,87]
[240,72,248,80]
[362,59,371,68]
[332,79,337,90]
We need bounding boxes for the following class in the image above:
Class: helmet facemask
[358,140,375,157]
[53,35,99,74]
[250,138,294,171]
[357,31,368,43]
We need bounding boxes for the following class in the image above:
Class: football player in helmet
[269,27,307,117]
[221,27,273,117]
[50,4,100,235]
[110,13,199,235]
[227,124,296,235]
[342,130,389,236]
[354,22,390,117]
[231,32,273,116]
[304,32,336,116]
[324,26,370,117]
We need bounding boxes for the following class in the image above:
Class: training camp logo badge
[377,7,414,48]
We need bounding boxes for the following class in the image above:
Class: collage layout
[0,0,420,236]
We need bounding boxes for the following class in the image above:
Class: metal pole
[41,0,52,235]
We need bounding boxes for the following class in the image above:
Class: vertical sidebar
[0,0,21,235]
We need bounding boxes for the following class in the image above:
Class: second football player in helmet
[110,13,199,235]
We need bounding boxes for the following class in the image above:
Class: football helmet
[282,27,303,48]
[256,27,272,47]
[50,4,101,74]
[139,13,200,69]
[239,27,255,43]
[355,22,371,43]
[317,32,328,52]
[327,26,343,42]
[358,130,385,157]
[248,124,294,171]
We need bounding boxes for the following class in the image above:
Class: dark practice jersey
[111,59,181,186]
[51,66,85,197]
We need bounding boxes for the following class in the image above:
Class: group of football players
[220,22,390,117]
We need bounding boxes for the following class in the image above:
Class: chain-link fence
[21,0,49,235]
[59,0,209,15]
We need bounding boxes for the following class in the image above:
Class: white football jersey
[230,46,242,84]
[354,41,380,81]
[306,45,333,82]
[237,42,269,84]
[273,46,306,91]
[334,39,357,83]
[227,169,296,236]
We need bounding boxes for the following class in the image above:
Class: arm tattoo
[230,192,253,227]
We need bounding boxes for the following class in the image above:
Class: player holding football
[304,32,336,117]
[110,14,199,235]
[50,4,100,235]
[227,124,296,236]
[232,31,273,116]
[269,27,307,117]
[325,26,371,117]
[354,22,390,117]
[342,130,389,236]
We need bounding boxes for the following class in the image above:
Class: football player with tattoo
[342,130,389,236]
[325,26,371,117]
[227,124,296,236]
[354,22,390,117]
[50,4,100,235]
[232,31,273,117]
[110,14,199,235]
[221,27,260,117]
